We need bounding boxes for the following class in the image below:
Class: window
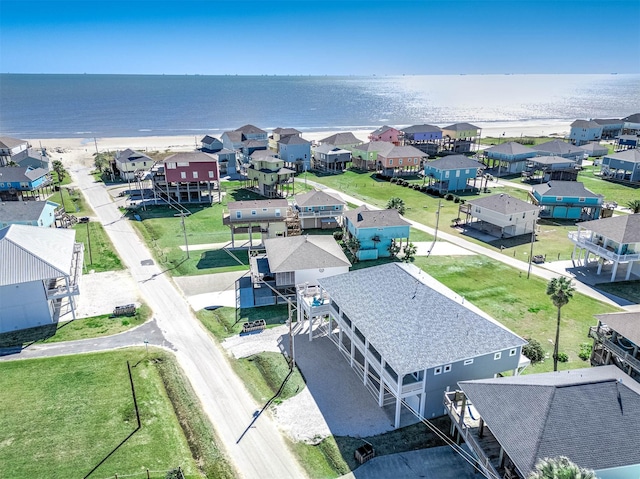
[143,162,147,166]
[456,170,460,177]
[445,171,450,178]
[236,211,242,219]
[494,352,502,360]
[556,197,563,201]
[399,159,403,165]
[434,367,442,375]
[177,162,189,167]
[275,209,281,217]
[465,169,470,174]
[509,348,517,356]
[523,212,526,218]
[167,162,176,169]
[131,163,135,167]
[579,197,585,202]
[251,210,257,216]
[192,171,198,179]
[389,159,393,166]
[180,172,186,179]
[444,364,452,373]
[464,359,474,366]
[208,171,214,178]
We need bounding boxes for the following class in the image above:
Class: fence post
[147,469,150,479]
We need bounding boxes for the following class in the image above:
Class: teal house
[0,200,59,228]
[343,205,410,261]
[423,155,483,192]
[531,181,603,220]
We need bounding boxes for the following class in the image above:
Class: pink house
[152,151,221,204]
[369,125,402,145]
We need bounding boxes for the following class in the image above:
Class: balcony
[296,209,341,219]
[568,231,640,262]
[588,326,640,375]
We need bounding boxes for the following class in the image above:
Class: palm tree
[626,199,640,214]
[386,197,406,216]
[546,277,575,371]
[402,242,417,262]
[529,456,596,479]
[52,160,67,183]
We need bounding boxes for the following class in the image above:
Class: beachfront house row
[221,124,269,162]
[622,113,640,135]
[292,190,346,230]
[461,194,539,238]
[523,156,579,183]
[423,155,483,193]
[319,132,364,150]
[532,139,585,162]
[483,141,537,175]
[0,166,52,201]
[351,142,387,171]
[589,311,640,382]
[601,149,640,183]
[400,124,443,156]
[245,155,296,198]
[369,125,402,145]
[376,144,427,176]
[569,119,603,146]
[200,135,223,152]
[152,151,221,204]
[569,213,640,282]
[343,205,410,261]
[113,148,154,180]
[297,263,527,428]
[441,123,481,153]
[530,181,603,220]
[311,143,351,172]
[241,235,351,307]
[0,224,83,333]
[444,366,640,479]
[0,136,29,166]
[277,134,311,172]
[593,118,625,139]
[0,200,59,228]
[224,199,297,248]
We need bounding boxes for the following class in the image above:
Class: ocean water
[0,73,638,138]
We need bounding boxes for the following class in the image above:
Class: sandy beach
[29,119,572,158]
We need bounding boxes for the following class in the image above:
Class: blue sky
[1,0,639,75]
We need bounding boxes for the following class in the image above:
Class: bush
[557,352,569,363]
[522,338,545,364]
[579,343,592,361]
[445,193,454,201]
[453,196,460,203]
[333,231,343,241]
[390,177,398,183]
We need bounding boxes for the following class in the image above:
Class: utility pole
[527,219,536,279]
[93,137,98,155]
[175,212,190,259]
[433,200,442,243]
[86,220,93,265]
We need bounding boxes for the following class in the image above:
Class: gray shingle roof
[0,166,48,183]
[222,131,243,142]
[425,155,483,171]
[115,148,152,164]
[11,148,51,165]
[264,235,350,272]
[312,143,351,155]
[354,141,396,156]
[401,124,442,134]
[571,119,602,129]
[578,142,609,156]
[533,139,584,155]
[593,118,623,126]
[0,136,28,150]
[467,194,539,215]
[605,149,640,163]
[343,205,410,229]
[532,181,599,198]
[623,113,640,123]
[165,151,217,163]
[459,366,640,477]
[294,190,345,207]
[528,155,576,166]
[0,200,57,222]
[594,311,640,345]
[381,145,427,159]
[485,141,536,156]
[201,135,219,143]
[320,132,363,146]
[442,123,480,132]
[370,125,398,136]
[272,127,302,136]
[578,214,640,244]
[0,224,76,286]
[278,135,310,145]
[227,199,289,210]
[318,263,525,375]
[235,124,266,135]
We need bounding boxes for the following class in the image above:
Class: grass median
[74,221,124,273]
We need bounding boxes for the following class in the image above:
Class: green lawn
[577,165,640,206]
[0,348,234,479]
[595,280,640,304]
[74,221,124,273]
[414,255,621,373]
[0,304,151,348]
[197,305,289,341]
[479,136,557,147]
[53,185,93,216]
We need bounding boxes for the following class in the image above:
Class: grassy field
[0,348,234,479]
[479,136,557,147]
[0,304,151,348]
[54,185,93,217]
[414,255,621,373]
[74,221,124,273]
[577,165,640,206]
[197,305,289,340]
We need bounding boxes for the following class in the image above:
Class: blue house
[200,135,223,152]
[484,141,537,175]
[0,200,59,228]
[569,120,603,146]
[594,118,625,139]
[277,134,311,172]
[601,149,640,182]
[0,166,51,200]
[531,181,603,220]
[343,205,410,261]
[533,139,585,162]
[423,155,483,193]
[615,135,639,152]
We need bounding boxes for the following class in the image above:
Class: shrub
[390,177,398,183]
[522,338,545,364]
[557,352,569,363]
[333,231,343,241]
[578,343,592,361]
[453,196,460,203]
[445,193,454,201]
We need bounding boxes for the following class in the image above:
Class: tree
[546,277,575,372]
[52,160,67,183]
[386,197,406,216]
[93,153,110,173]
[388,239,401,258]
[402,242,417,262]
[528,456,596,479]
[627,199,640,214]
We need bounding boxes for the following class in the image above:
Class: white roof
[0,224,76,285]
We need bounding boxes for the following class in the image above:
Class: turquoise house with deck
[531,181,603,220]
[423,155,482,192]
[343,205,410,260]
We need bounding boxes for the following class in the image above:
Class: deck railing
[568,231,640,262]
[589,327,640,373]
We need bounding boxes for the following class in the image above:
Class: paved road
[69,165,307,479]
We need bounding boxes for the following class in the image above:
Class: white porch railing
[568,231,640,262]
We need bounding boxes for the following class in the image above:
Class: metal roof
[264,235,350,273]
[0,224,76,285]
[318,263,525,376]
[459,366,640,477]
